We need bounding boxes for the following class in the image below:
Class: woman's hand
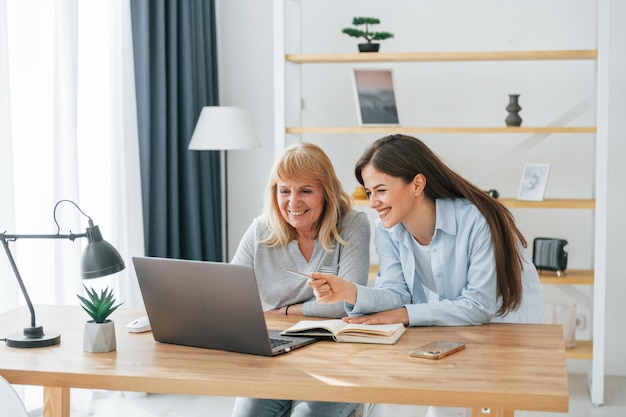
[342,308,409,326]
[308,272,357,305]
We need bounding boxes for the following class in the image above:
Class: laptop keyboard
[270,337,291,348]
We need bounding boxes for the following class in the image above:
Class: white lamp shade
[188,106,260,150]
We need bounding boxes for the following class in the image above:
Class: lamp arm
[1,232,87,241]
[0,233,87,328]
[1,236,37,328]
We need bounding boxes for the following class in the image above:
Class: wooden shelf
[287,126,596,135]
[354,197,595,209]
[566,340,593,360]
[371,266,593,286]
[538,269,594,285]
[286,50,598,64]
[368,264,379,280]
[498,198,596,209]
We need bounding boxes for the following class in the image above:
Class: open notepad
[281,319,406,345]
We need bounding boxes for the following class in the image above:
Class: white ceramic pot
[83,320,116,353]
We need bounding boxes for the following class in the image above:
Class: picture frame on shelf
[517,163,550,201]
[352,68,399,125]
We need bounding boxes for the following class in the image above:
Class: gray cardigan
[231,209,370,318]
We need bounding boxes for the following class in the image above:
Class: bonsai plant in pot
[342,17,394,52]
[77,285,123,353]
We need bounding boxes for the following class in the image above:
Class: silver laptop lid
[132,256,318,356]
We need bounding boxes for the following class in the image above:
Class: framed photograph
[517,163,550,201]
[352,68,399,125]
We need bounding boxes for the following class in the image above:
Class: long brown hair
[263,142,353,252]
[355,134,525,316]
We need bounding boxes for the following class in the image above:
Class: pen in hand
[285,269,312,280]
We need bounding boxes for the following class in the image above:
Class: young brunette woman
[308,134,543,417]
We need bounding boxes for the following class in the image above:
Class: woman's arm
[302,210,371,318]
[309,219,412,316]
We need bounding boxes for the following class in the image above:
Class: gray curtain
[130,0,222,261]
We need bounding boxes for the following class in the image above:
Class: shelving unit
[274,0,607,405]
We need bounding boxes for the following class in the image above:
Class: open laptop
[132,256,319,356]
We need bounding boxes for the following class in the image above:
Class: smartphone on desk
[409,341,465,359]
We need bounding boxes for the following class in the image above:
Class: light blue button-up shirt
[347,198,544,326]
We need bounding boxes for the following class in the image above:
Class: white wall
[218,0,626,377]
[215,0,274,259]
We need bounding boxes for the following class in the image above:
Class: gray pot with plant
[77,285,123,353]
[342,17,394,52]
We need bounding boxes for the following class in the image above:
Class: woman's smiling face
[277,179,325,235]
[361,164,415,229]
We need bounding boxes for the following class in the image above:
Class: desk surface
[0,305,568,412]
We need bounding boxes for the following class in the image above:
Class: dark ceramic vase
[358,43,380,53]
[505,94,523,127]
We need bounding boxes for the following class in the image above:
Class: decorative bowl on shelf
[353,186,367,200]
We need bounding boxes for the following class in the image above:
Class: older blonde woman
[231,142,370,417]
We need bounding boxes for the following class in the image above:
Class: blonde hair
[262,142,353,252]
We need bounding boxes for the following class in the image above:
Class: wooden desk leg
[471,408,514,417]
[43,386,70,417]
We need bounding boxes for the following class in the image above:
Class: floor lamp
[188,106,260,261]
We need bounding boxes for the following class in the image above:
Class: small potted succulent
[342,17,394,53]
[77,285,123,353]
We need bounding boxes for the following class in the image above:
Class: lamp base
[6,330,61,348]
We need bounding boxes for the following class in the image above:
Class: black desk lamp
[1,199,125,348]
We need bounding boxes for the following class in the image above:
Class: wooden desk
[0,305,568,417]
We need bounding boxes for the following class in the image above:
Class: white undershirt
[411,237,439,301]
